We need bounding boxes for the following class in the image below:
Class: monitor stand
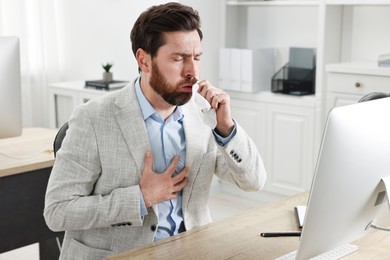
[366,176,390,232]
[381,176,390,209]
[294,205,306,229]
[281,176,390,259]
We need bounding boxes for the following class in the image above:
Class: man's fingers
[172,167,188,193]
[142,151,153,177]
[144,151,153,170]
[174,176,188,188]
[172,166,188,182]
[197,81,227,109]
[141,153,189,203]
[164,155,179,176]
[169,177,188,198]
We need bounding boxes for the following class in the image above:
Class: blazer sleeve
[214,122,267,192]
[44,106,144,232]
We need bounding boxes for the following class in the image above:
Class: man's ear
[136,48,151,73]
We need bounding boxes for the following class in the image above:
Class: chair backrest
[53,122,69,157]
[359,92,390,103]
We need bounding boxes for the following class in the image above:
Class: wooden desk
[0,128,56,177]
[0,128,63,259]
[108,192,390,260]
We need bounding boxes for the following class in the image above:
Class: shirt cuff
[212,120,237,146]
[140,191,148,217]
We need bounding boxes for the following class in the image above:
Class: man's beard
[149,61,195,106]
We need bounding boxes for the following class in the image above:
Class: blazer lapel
[114,82,159,214]
[181,102,208,209]
[114,82,150,177]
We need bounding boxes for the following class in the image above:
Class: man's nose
[184,59,199,79]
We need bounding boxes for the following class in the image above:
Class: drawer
[327,73,390,95]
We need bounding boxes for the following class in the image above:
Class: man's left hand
[196,80,234,137]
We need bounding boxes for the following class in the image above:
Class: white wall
[246,6,318,72]
[58,0,172,82]
[57,0,221,85]
[340,6,390,62]
[180,0,222,85]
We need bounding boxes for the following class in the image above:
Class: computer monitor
[295,98,390,259]
[0,36,22,138]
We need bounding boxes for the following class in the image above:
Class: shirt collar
[134,77,184,123]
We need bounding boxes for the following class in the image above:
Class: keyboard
[276,243,359,260]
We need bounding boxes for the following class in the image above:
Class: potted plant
[102,62,113,82]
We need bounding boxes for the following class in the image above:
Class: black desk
[0,128,63,259]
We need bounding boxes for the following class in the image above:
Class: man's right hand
[139,151,188,208]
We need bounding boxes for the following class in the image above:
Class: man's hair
[130,2,203,60]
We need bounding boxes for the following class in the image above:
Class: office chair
[50,121,68,255]
[53,122,69,157]
[359,92,390,103]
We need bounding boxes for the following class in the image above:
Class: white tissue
[192,83,217,129]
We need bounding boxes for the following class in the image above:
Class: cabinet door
[326,70,390,114]
[48,88,78,128]
[265,104,315,196]
[48,82,110,129]
[78,92,106,104]
[326,92,362,115]
[230,99,266,157]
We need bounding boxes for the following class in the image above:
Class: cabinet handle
[355,82,361,88]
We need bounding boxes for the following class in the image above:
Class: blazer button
[151,224,157,232]
[126,222,132,226]
[237,158,242,163]
[230,149,234,155]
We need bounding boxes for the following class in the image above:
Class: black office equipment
[272,47,316,96]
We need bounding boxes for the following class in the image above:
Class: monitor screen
[296,98,390,259]
[0,36,22,138]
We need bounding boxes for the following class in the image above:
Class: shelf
[228,90,318,107]
[325,0,390,5]
[49,81,125,93]
[226,0,319,6]
[326,62,390,77]
[226,0,390,6]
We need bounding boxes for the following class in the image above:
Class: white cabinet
[265,103,315,196]
[221,1,321,199]
[222,1,319,93]
[229,92,319,198]
[326,63,390,112]
[222,1,390,99]
[48,81,119,128]
[219,0,390,200]
[321,3,390,112]
[230,98,266,157]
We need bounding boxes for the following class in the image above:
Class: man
[44,2,266,259]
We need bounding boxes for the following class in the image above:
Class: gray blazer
[44,81,266,260]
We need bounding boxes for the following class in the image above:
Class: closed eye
[172,52,202,62]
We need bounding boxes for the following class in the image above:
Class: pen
[260,231,301,237]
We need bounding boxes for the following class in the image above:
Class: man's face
[149,30,202,106]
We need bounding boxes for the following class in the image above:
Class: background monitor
[296,98,390,259]
[0,36,22,138]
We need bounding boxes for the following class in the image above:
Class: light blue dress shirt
[134,77,236,241]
